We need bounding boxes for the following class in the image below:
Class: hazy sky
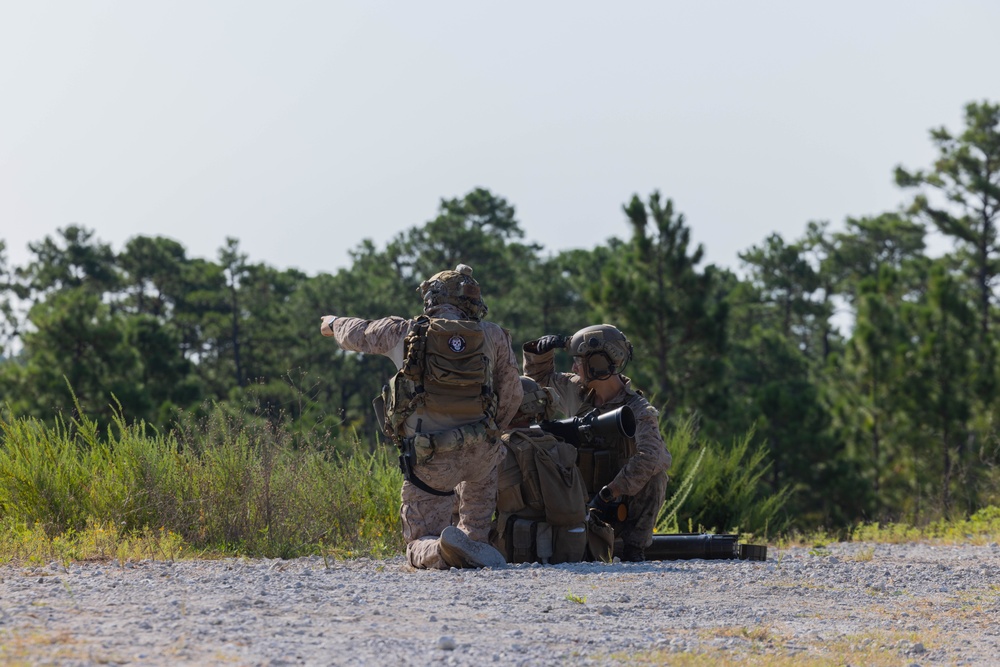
[2,1,999,278]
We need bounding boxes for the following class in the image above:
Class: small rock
[437,636,456,650]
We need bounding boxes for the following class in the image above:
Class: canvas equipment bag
[493,429,589,564]
[585,512,616,563]
[494,512,588,565]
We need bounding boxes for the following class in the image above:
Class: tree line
[1,101,998,533]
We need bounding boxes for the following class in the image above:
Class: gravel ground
[1,541,999,666]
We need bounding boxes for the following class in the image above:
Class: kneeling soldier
[320,264,522,569]
[523,325,671,562]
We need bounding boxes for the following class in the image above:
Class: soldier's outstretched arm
[319,314,410,359]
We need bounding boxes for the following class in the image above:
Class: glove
[588,485,626,522]
[588,485,614,513]
[320,315,338,337]
[525,334,568,354]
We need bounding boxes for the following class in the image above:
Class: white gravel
[2,541,999,665]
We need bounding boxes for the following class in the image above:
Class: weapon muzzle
[581,404,636,441]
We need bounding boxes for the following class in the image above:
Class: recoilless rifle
[530,404,636,447]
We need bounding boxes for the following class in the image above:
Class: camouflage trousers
[401,440,503,570]
[618,470,669,549]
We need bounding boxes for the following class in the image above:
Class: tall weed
[655,417,791,537]
[0,414,96,534]
[0,404,404,560]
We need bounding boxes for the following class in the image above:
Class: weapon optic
[530,405,636,447]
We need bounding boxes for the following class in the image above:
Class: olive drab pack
[381,316,498,462]
[493,429,589,564]
[576,430,637,496]
[421,317,493,421]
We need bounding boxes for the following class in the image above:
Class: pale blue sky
[2,1,999,277]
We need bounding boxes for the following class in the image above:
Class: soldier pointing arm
[320,264,523,569]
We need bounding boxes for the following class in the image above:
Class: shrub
[656,417,791,538]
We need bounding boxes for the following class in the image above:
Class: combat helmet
[515,376,559,424]
[417,264,488,321]
[567,324,633,381]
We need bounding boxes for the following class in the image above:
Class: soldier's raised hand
[524,334,568,354]
[320,315,337,337]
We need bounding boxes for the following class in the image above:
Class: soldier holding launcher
[523,324,671,562]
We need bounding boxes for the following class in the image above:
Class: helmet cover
[418,264,488,320]
[567,324,633,380]
[515,376,559,423]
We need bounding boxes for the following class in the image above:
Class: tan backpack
[382,316,498,449]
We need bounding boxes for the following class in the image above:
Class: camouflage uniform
[523,346,670,555]
[328,303,522,569]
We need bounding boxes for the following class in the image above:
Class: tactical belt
[397,419,497,497]
[409,419,497,464]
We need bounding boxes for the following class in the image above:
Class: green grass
[0,406,403,564]
[778,505,1000,548]
[3,404,1000,565]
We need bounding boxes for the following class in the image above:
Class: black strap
[408,471,455,497]
[398,452,455,497]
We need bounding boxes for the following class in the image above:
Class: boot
[622,543,646,563]
[439,526,506,569]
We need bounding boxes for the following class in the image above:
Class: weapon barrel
[645,533,767,561]
[533,405,636,446]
